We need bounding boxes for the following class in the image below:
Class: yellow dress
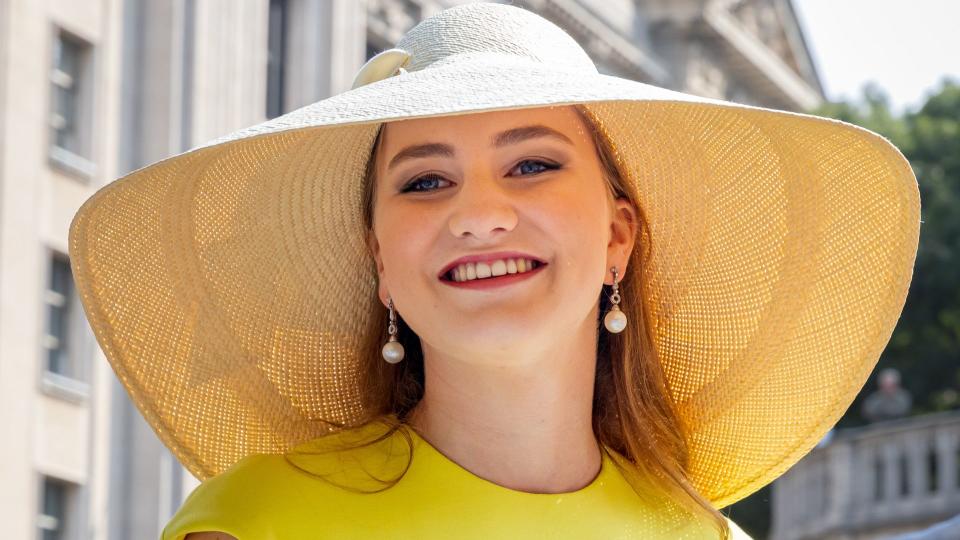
[161,418,753,539]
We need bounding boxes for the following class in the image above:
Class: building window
[49,28,95,178]
[44,252,75,376]
[37,477,74,540]
[266,0,288,119]
[41,251,89,401]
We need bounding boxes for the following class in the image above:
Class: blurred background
[0,0,956,538]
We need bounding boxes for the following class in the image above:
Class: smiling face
[366,105,636,364]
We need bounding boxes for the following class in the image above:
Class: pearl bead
[604,306,627,333]
[381,341,405,363]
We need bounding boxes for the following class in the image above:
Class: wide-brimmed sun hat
[68,1,920,508]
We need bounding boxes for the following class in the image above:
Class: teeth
[448,258,541,282]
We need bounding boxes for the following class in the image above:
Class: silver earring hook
[387,297,397,338]
[609,266,621,305]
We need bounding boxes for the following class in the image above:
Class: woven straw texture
[67,3,920,509]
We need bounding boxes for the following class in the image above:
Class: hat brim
[68,55,920,508]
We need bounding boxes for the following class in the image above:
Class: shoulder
[675,510,755,540]
[162,419,409,540]
[160,453,292,540]
[724,515,754,540]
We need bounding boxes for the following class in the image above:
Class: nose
[447,169,519,241]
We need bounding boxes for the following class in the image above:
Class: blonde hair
[289,104,729,538]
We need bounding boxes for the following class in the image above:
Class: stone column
[284,0,366,110]
[823,440,853,530]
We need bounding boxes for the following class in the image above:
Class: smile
[440,261,547,290]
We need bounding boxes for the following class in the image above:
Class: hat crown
[395,3,598,75]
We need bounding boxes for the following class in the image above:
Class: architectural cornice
[518,0,672,84]
[777,0,825,95]
[703,0,821,110]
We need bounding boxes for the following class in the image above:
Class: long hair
[288,104,730,538]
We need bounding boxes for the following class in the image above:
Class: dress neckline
[399,419,616,498]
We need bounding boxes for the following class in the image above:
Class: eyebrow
[386,124,575,171]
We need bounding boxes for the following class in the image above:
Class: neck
[406,309,602,494]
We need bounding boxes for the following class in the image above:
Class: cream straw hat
[68,2,920,508]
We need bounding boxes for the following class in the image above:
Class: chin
[438,324,548,353]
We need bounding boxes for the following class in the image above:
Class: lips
[437,251,548,280]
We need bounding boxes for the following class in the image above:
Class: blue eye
[401,174,451,193]
[513,159,555,175]
[400,159,561,193]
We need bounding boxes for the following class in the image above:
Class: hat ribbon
[350,48,412,90]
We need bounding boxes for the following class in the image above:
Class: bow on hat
[350,48,412,90]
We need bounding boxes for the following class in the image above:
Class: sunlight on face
[367,105,619,362]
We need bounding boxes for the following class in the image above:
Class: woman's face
[367,105,636,364]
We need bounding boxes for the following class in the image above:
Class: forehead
[378,105,590,150]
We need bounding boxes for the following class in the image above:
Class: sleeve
[725,516,755,540]
[160,455,276,540]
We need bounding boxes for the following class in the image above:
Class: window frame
[36,475,81,540]
[38,247,90,403]
[47,24,97,180]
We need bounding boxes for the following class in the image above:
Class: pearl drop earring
[604,266,628,333]
[381,297,405,363]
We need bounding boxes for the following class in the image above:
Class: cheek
[543,184,611,293]
[376,203,440,279]
[546,180,609,252]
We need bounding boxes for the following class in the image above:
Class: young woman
[67,3,920,539]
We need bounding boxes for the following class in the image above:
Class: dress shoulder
[160,453,291,540]
[725,515,755,539]
[161,420,405,540]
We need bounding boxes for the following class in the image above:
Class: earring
[381,297,405,364]
[604,266,627,333]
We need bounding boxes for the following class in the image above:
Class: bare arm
[184,533,238,540]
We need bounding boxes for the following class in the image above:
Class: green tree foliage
[815,78,960,426]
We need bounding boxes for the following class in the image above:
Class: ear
[366,230,389,306]
[606,197,638,285]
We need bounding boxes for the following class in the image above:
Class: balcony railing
[771,409,960,540]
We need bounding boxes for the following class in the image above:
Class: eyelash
[400,159,562,194]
